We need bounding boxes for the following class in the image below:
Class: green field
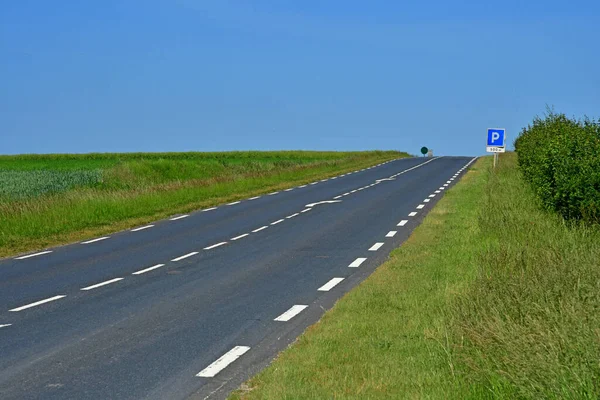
[0,151,405,258]
[232,153,600,399]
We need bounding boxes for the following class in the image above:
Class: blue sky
[2,1,599,156]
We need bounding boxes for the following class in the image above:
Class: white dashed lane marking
[131,225,154,232]
[172,252,199,262]
[417,204,425,209]
[409,212,418,217]
[15,251,53,260]
[197,346,251,378]
[204,242,227,250]
[203,207,217,212]
[9,295,67,312]
[286,213,299,219]
[227,201,241,206]
[252,226,268,233]
[0,324,12,328]
[81,237,110,244]
[270,219,284,225]
[132,264,165,275]
[429,194,436,198]
[81,278,124,291]
[369,243,384,251]
[398,220,408,226]
[318,277,344,291]
[170,215,188,221]
[268,192,279,196]
[386,231,397,237]
[424,199,430,203]
[348,258,367,268]
[301,208,311,213]
[248,196,261,200]
[274,305,308,322]
[231,234,249,241]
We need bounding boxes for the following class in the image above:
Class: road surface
[0,156,475,399]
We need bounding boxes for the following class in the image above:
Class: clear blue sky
[2,1,599,156]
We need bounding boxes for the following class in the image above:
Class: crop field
[0,150,406,257]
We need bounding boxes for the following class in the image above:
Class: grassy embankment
[0,151,405,258]
[233,152,600,399]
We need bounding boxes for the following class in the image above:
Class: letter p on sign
[487,128,506,147]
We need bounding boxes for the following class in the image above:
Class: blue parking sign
[487,128,506,147]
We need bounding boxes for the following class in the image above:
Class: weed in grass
[451,153,600,399]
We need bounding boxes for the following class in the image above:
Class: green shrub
[515,112,600,223]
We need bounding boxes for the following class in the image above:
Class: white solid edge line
[197,346,251,378]
[9,295,67,312]
[274,305,308,322]
[131,225,154,232]
[172,252,199,262]
[81,237,110,244]
[252,226,268,233]
[170,215,189,221]
[132,264,165,275]
[231,233,249,241]
[397,220,408,226]
[227,201,241,206]
[0,324,12,328]
[348,257,367,268]
[409,212,418,217]
[386,231,397,237]
[417,204,425,209]
[15,250,53,260]
[369,242,384,251]
[204,242,227,250]
[81,277,124,291]
[318,277,344,291]
[286,213,299,219]
[270,219,284,225]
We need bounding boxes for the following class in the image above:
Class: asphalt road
[0,156,475,400]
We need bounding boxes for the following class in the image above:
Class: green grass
[0,151,405,258]
[232,152,600,399]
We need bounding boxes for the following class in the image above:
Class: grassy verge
[0,151,404,258]
[232,152,600,399]
[231,157,488,399]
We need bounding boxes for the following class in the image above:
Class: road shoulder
[230,157,488,399]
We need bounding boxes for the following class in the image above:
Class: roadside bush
[515,112,600,223]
